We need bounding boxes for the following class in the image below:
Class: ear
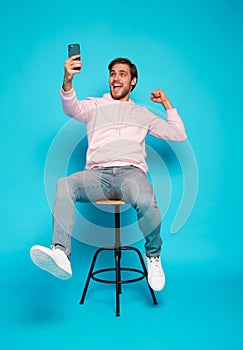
[131,77,137,87]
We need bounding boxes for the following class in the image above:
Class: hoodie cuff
[60,87,76,99]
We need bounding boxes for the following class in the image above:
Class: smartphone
[68,43,81,70]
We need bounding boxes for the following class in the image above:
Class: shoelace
[148,257,162,275]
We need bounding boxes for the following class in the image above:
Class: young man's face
[109,63,137,101]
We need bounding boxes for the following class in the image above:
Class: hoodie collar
[102,93,135,104]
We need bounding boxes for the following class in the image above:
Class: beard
[110,85,131,101]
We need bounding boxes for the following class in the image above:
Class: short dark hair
[108,57,138,91]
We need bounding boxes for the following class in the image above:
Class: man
[30,55,187,291]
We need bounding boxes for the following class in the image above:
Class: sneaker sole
[30,247,72,280]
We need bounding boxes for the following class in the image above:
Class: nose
[112,75,119,81]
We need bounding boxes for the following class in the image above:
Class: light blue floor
[1,0,242,349]
[1,237,242,350]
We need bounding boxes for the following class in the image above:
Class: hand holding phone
[68,43,81,70]
[63,44,81,91]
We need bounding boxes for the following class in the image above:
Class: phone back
[68,44,80,57]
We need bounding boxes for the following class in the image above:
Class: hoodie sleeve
[148,108,187,141]
[60,88,98,122]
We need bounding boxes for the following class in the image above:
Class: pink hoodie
[60,88,187,173]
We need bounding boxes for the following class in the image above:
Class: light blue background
[0,0,242,349]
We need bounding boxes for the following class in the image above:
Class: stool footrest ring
[91,267,146,284]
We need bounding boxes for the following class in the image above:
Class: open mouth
[113,84,122,92]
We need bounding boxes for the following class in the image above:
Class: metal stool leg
[80,248,104,304]
[115,204,121,316]
[115,204,122,295]
[115,248,121,316]
[131,246,158,305]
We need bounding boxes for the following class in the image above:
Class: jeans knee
[56,177,68,190]
[56,176,75,200]
[137,197,151,212]
[135,195,159,219]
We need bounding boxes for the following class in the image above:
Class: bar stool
[79,199,158,316]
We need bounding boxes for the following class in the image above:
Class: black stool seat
[79,199,158,316]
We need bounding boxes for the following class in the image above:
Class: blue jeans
[52,166,162,258]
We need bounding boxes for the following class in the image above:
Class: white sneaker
[30,245,72,280]
[146,256,165,291]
